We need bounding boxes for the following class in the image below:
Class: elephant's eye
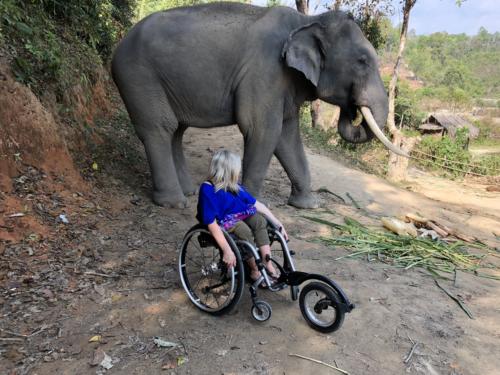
[358,55,368,65]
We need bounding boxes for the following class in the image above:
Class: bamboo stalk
[289,353,349,375]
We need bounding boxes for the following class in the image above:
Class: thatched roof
[421,113,479,139]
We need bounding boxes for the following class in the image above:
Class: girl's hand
[279,225,289,241]
[222,249,237,268]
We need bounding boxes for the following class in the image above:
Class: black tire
[179,225,245,315]
[251,300,272,322]
[299,282,345,333]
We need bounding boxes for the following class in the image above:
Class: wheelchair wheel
[251,300,272,322]
[299,282,345,333]
[179,225,245,315]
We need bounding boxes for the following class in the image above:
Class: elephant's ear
[281,22,326,87]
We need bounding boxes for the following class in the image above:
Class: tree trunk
[295,0,309,14]
[311,99,323,128]
[386,0,417,182]
[333,0,342,11]
[329,105,340,129]
[294,0,323,128]
[386,132,418,181]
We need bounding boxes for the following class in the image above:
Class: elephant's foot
[153,190,188,208]
[180,180,197,197]
[288,191,319,209]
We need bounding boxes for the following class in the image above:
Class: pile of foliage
[0,0,136,102]
[304,215,497,280]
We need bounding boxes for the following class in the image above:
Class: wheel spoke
[185,253,203,267]
[192,237,208,265]
[193,273,206,294]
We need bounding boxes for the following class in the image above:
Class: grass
[303,215,499,280]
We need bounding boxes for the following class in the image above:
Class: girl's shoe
[250,272,276,289]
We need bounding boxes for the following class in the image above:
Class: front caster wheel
[299,282,345,333]
[251,300,272,322]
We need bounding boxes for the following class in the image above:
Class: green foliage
[405,29,500,102]
[416,129,473,178]
[136,0,200,19]
[472,117,500,146]
[266,0,282,7]
[354,15,387,51]
[135,0,245,20]
[472,154,500,176]
[0,0,135,102]
[394,82,425,129]
[382,75,425,130]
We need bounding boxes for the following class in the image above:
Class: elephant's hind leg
[117,75,186,208]
[172,126,196,196]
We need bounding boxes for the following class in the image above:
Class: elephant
[111,2,406,209]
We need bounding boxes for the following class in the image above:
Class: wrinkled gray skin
[112,3,388,208]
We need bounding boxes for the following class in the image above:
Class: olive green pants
[228,213,270,248]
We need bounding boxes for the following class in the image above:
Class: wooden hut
[419,113,479,139]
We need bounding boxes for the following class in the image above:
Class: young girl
[196,149,288,284]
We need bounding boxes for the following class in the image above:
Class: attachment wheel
[299,282,345,333]
[251,300,272,322]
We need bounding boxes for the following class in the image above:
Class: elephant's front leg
[274,115,318,209]
[239,112,283,198]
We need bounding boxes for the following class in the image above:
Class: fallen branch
[0,328,28,338]
[403,342,419,364]
[289,353,349,375]
[345,192,361,209]
[434,280,474,319]
[0,337,25,342]
[0,324,53,339]
[83,271,119,279]
[315,187,346,203]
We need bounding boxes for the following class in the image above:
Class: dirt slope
[1,116,499,374]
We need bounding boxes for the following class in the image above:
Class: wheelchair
[178,219,354,333]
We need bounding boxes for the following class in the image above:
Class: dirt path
[469,145,500,156]
[2,124,499,375]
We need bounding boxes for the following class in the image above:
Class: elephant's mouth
[338,105,408,157]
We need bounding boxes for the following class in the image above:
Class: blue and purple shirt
[196,182,257,230]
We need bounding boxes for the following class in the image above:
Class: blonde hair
[208,149,241,193]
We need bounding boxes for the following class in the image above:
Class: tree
[330,0,394,51]
[295,0,309,15]
[386,0,418,182]
[386,0,466,181]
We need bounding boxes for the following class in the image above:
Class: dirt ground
[1,114,500,374]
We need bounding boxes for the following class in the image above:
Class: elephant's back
[131,3,268,47]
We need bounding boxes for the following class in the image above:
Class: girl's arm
[254,201,288,240]
[207,221,236,268]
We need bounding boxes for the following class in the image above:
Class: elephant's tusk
[360,106,409,157]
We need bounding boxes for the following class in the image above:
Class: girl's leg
[228,221,260,280]
[244,214,278,277]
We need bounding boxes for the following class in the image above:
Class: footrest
[269,281,288,292]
